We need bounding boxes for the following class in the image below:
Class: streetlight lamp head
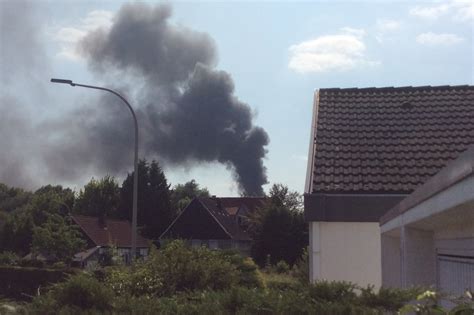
[50,78,75,86]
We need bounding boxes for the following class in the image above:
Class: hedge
[0,265,77,300]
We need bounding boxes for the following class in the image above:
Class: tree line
[0,160,307,266]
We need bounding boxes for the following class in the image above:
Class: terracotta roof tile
[71,215,149,248]
[311,85,474,193]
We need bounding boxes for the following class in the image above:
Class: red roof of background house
[310,85,474,194]
[71,215,149,248]
[214,197,266,216]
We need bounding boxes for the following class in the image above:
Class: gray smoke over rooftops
[0,2,269,195]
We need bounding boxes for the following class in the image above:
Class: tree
[250,184,308,266]
[29,185,75,226]
[171,179,210,212]
[268,183,302,212]
[0,183,32,213]
[73,176,120,218]
[31,214,86,263]
[119,159,174,238]
[0,210,34,254]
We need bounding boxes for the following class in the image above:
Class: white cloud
[409,3,451,19]
[410,0,473,22]
[288,31,379,73]
[416,32,464,45]
[54,10,113,61]
[376,19,402,32]
[375,18,402,43]
[340,27,366,38]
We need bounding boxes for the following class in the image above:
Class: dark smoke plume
[0,1,49,188]
[0,2,269,195]
[73,3,269,195]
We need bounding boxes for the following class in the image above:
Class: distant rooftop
[71,214,149,248]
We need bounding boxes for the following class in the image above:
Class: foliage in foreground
[28,275,429,315]
[104,240,263,297]
[16,242,473,314]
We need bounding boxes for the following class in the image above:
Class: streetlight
[50,78,139,260]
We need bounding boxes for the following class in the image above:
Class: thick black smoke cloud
[72,3,269,195]
[0,2,269,195]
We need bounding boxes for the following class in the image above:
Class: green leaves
[171,179,210,212]
[250,184,308,266]
[31,214,86,263]
[119,159,174,238]
[73,176,120,218]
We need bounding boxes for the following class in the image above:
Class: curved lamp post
[50,78,139,261]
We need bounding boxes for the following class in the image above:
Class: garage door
[437,254,474,296]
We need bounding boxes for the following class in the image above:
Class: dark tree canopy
[119,159,174,238]
[171,179,210,212]
[0,184,75,255]
[29,185,75,226]
[0,209,34,255]
[0,183,32,213]
[268,183,302,212]
[250,184,308,266]
[73,176,120,219]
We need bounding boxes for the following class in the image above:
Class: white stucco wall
[310,221,382,288]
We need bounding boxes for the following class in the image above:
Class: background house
[380,145,474,295]
[160,196,266,255]
[71,214,150,267]
[304,85,474,287]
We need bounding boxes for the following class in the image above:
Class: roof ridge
[71,214,131,224]
[319,85,473,93]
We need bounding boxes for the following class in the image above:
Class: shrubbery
[218,249,264,289]
[31,273,114,314]
[32,281,422,315]
[103,241,262,298]
[0,265,75,300]
[0,251,19,266]
[21,241,473,314]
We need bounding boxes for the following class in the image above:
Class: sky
[0,0,473,197]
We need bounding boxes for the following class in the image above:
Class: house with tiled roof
[304,85,474,287]
[160,196,266,255]
[71,214,150,267]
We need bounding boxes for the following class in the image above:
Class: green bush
[308,280,358,303]
[360,285,421,312]
[17,241,438,314]
[263,272,301,291]
[0,251,19,266]
[32,273,113,313]
[275,260,290,274]
[0,265,74,300]
[291,248,309,284]
[218,250,264,288]
[105,264,164,297]
[104,241,242,297]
